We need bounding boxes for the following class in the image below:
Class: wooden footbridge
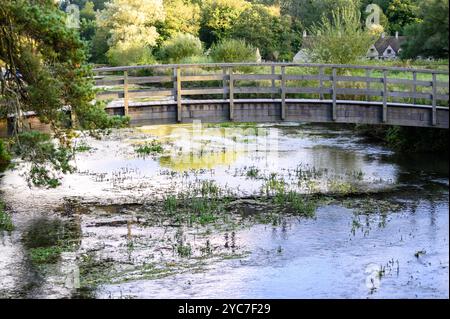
[93,63,449,129]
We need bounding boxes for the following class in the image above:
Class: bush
[209,39,257,63]
[158,33,203,64]
[0,140,11,170]
[107,44,156,66]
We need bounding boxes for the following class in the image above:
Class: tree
[199,0,251,47]
[281,0,361,28]
[230,4,300,61]
[157,0,201,40]
[360,0,419,33]
[97,0,165,65]
[401,0,449,59]
[385,0,420,33]
[0,0,127,187]
[307,5,374,64]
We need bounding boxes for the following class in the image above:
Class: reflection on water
[0,123,448,299]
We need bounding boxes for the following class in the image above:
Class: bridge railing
[92,63,449,125]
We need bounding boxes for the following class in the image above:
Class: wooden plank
[382,70,388,123]
[176,67,182,122]
[271,65,276,99]
[436,81,450,88]
[388,77,432,87]
[281,66,286,120]
[229,69,234,121]
[182,88,225,95]
[128,76,173,84]
[319,67,324,100]
[127,89,175,98]
[432,73,437,126]
[285,74,332,81]
[223,68,228,100]
[234,87,279,94]
[182,74,224,82]
[366,69,371,102]
[413,71,417,105]
[123,71,129,116]
[335,88,384,96]
[332,68,337,121]
[336,75,383,83]
[436,94,450,101]
[388,91,432,99]
[232,74,281,81]
[286,87,333,94]
[95,79,124,86]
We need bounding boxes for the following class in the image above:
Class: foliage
[97,0,165,65]
[401,0,449,59]
[158,33,203,63]
[360,0,419,33]
[107,45,156,66]
[230,4,300,61]
[135,140,164,156]
[307,5,375,64]
[209,39,257,63]
[157,0,201,40]
[0,200,14,232]
[281,0,361,28]
[0,140,11,170]
[199,0,251,47]
[12,131,75,188]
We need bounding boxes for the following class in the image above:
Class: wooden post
[365,69,371,102]
[281,66,286,120]
[222,67,228,100]
[332,68,337,121]
[382,70,388,123]
[175,67,182,122]
[432,73,437,126]
[412,71,417,105]
[123,71,129,116]
[229,68,234,121]
[319,67,324,100]
[271,65,276,99]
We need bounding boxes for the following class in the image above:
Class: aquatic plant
[135,140,164,156]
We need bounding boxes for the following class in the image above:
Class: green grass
[29,246,63,264]
[74,142,92,153]
[0,200,14,232]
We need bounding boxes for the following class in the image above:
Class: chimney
[395,31,399,39]
[303,31,307,38]
[381,32,385,39]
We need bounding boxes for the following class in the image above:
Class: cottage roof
[374,36,407,53]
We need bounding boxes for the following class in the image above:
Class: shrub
[107,44,156,66]
[0,140,11,170]
[159,33,203,63]
[209,39,257,63]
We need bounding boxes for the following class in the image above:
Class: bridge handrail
[93,62,450,75]
[92,62,449,126]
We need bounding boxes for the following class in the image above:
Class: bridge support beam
[332,68,337,121]
[281,66,286,120]
[382,70,388,123]
[432,73,437,126]
[175,67,182,123]
[123,71,129,117]
[229,68,234,121]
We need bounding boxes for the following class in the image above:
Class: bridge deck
[102,98,448,129]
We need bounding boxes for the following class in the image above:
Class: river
[0,123,448,299]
